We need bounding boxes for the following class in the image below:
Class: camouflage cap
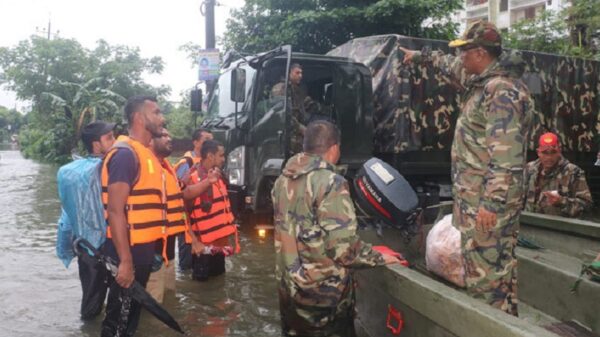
[448,20,502,48]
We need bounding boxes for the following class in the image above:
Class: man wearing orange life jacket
[174,128,213,271]
[183,139,238,281]
[146,128,188,303]
[100,95,166,337]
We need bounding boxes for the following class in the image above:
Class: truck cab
[198,47,374,214]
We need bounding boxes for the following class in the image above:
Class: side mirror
[190,88,203,112]
[230,68,246,103]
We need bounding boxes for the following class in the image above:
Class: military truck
[193,35,600,215]
[195,46,381,214]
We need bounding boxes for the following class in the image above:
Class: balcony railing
[467,0,488,6]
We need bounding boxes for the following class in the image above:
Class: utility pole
[201,0,217,94]
[205,0,216,49]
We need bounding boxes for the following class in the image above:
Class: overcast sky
[0,0,242,110]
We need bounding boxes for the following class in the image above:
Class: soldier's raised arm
[399,46,467,90]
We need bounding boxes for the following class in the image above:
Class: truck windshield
[207,64,256,118]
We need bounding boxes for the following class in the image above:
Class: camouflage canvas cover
[327,35,600,155]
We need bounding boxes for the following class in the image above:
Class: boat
[355,206,600,337]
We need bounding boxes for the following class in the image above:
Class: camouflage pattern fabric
[420,50,534,316]
[327,35,600,155]
[524,157,593,217]
[271,153,385,336]
[272,82,314,155]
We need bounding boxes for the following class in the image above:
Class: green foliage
[223,0,463,54]
[0,36,170,163]
[162,95,197,140]
[503,0,600,59]
[503,10,572,54]
[0,106,24,143]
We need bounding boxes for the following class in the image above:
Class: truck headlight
[227,146,245,186]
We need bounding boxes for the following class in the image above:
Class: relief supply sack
[426,214,465,287]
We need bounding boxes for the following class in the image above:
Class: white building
[463,0,569,32]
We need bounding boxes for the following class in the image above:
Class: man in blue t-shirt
[101,95,165,337]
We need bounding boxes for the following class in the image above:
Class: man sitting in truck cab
[524,132,592,218]
[271,63,321,154]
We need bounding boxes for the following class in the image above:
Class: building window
[500,0,508,12]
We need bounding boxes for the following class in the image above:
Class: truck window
[255,61,334,125]
[207,65,256,118]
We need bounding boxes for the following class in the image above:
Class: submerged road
[0,145,281,337]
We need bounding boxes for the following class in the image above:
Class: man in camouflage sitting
[524,132,592,218]
[271,120,398,336]
[400,20,533,316]
[272,63,321,155]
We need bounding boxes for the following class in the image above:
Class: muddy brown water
[0,145,281,337]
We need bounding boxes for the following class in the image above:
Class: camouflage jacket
[272,82,322,154]
[271,153,384,326]
[524,158,592,217]
[415,50,534,214]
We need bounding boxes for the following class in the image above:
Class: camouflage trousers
[453,200,520,316]
[278,284,357,337]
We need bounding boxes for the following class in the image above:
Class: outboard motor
[353,158,421,234]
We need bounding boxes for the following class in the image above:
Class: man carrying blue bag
[56,121,115,319]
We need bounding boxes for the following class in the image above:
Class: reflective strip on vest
[162,158,188,236]
[101,136,167,245]
[189,172,236,244]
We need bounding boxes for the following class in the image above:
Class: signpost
[198,49,220,82]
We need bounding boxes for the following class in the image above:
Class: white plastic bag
[426,214,465,287]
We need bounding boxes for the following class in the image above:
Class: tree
[0,106,23,143]
[222,0,463,55]
[503,10,573,55]
[503,0,600,59]
[0,36,170,163]
[162,93,197,140]
[567,0,600,57]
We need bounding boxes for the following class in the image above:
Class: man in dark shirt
[146,128,180,303]
[101,95,165,337]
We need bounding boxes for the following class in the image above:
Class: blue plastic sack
[56,157,106,268]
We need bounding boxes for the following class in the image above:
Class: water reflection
[0,146,281,337]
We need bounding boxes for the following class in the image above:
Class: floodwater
[0,145,281,337]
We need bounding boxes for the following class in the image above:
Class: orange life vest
[173,150,201,175]
[161,158,188,237]
[189,169,237,246]
[101,135,167,246]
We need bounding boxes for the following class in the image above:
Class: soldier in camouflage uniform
[272,63,320,155]
[524,132,592,218]
[401,20,534,316]
[271,120,397,336]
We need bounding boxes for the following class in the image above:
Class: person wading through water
[100,95,166,337]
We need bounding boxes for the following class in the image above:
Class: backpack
[56,156,105,268]
[55,142,139,268]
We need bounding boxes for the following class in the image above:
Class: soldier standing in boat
[400,20,534,315]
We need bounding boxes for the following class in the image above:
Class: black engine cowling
[353,158,419,230]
